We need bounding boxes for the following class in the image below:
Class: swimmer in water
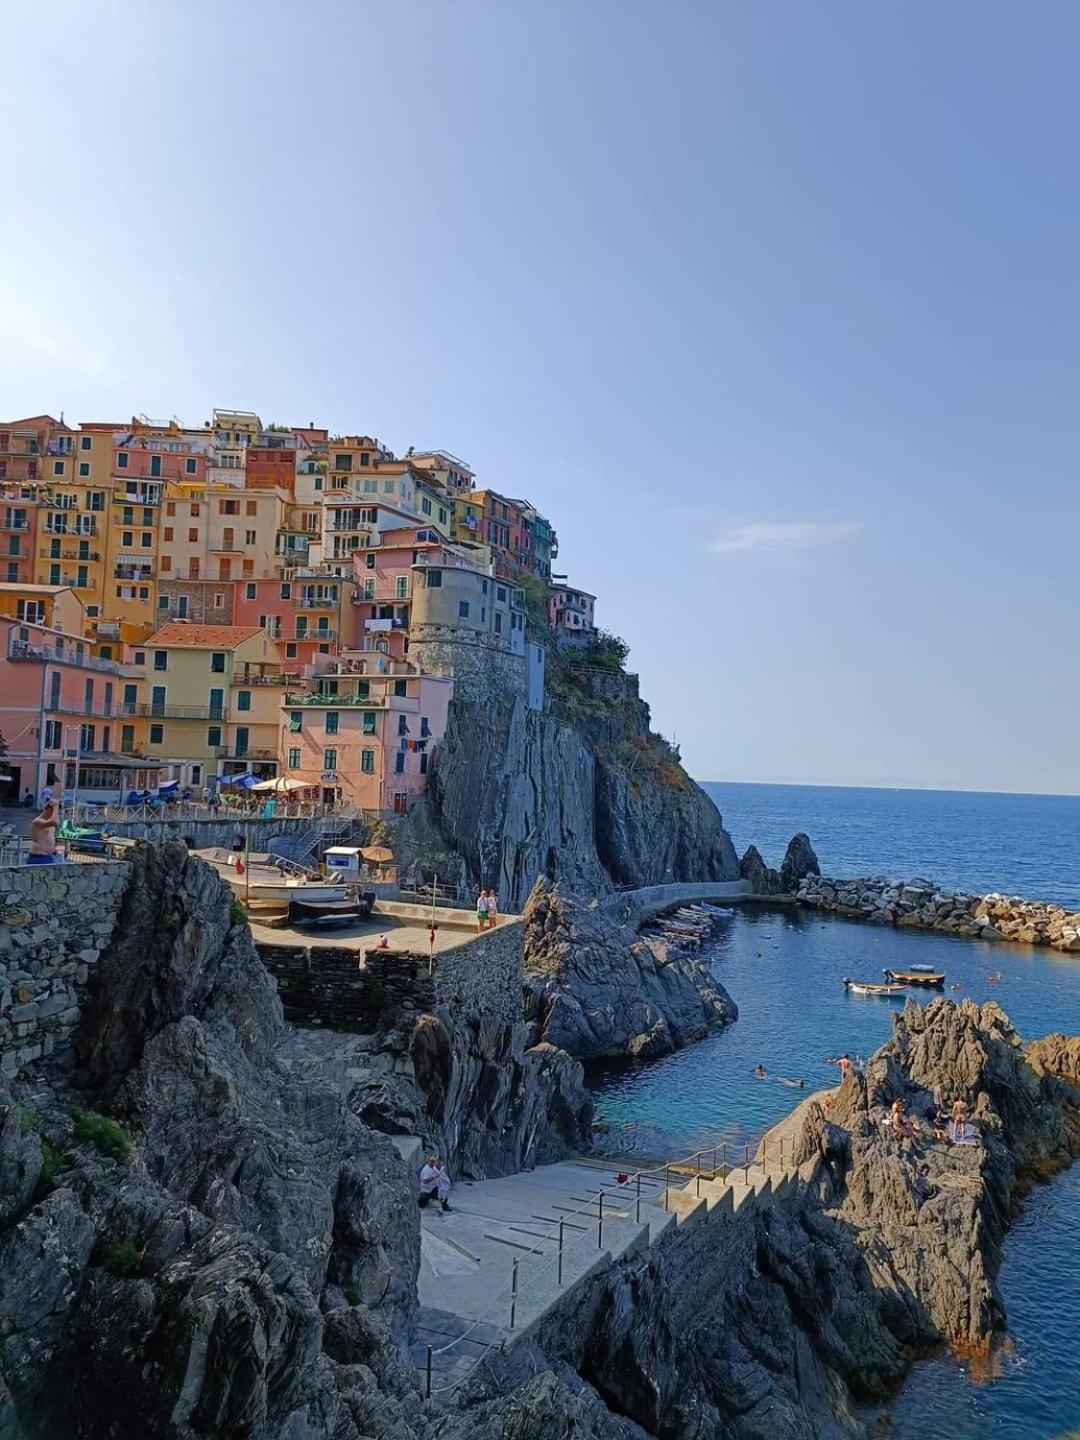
[777,1077,805,1089]
[754,1064,767,1079]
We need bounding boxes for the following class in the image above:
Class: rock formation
[521,879,737,1060]
[739,831,821,896]
[399,692,739,911]
[477,998,1080,1439]
[798,872,1080,951]
[0,842,588,1439]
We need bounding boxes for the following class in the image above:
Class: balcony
[39,547,100,562]
[0,518,29,530]
[296,595,338,608]
[120,703,228,721]
[111,483,162,504]
[230,671,287,687]
[293,629,338,643]
[226,746,276,761]
[114,566,155,581]
[284,691,386,708]
[364,617,407,633]
[7,639,120,674]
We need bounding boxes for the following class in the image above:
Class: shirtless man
[27,800,58,866]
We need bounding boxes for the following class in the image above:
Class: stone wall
[70,816,327,852]
[603,879,751,928]
[0,860,130,1078]
[255,921,525,1031]
[408,624,527,703]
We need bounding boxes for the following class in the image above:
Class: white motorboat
[194,848,346,906]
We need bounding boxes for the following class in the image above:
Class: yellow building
[133,622,285,789]
[205,484,288,583]
[0,581,86,635]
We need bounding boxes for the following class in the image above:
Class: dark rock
[779,833,820,892]
[522,880,737,1060]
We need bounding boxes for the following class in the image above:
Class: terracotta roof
[145,623,266,649]
[0,582,74,595]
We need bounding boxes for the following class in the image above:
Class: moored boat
[883,968,946,988]
[843,978,906,996]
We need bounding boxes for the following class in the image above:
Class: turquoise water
[591,779,1080,1437]
[703,780,1080,909]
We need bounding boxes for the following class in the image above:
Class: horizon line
[696,778,1080,801]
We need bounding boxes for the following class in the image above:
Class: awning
[249,777,316,793]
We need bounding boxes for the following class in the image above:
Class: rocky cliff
[0,843,588,1440]
[522,879,737,1060]
[739,832,821,896]
[400,689,739,911]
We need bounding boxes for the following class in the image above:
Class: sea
[588,782,1080,1440]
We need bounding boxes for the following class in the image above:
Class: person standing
[418,1155,452,1212]
[475,889,489,933]
[26,800,58,866]
[485,889,498,929]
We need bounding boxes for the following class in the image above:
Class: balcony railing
[7,639,120,674]
[364,617,407,632]
[297,595,339,608]
[230,672,288,687]
[293,629,338,643]
[39,546,100,562]
[284,692,387,708]
[0,518,29,530]
[118,703,228,720]
[114,565,155,580]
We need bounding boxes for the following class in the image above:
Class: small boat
[883,968,946,988]
[844,978,906,997]
[288,893,375,927]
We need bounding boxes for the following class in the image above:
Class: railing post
[558,1218,565,1284]
[695,1152,701,1197]
[510,1257,519,1330]
[711,1146,717,1180]
[425,1345,433,1398]
[598,1191,604,1249]
[744,1143,749,1185]
[664,1164,670,1210]
[636,1171,642,1223]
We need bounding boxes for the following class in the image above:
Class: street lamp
[61,723,84,814]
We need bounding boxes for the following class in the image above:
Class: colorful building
[280,660,451,811]
[134,623,285,789]
[549,582,596,641]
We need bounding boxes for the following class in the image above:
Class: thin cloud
[709,520,864,554]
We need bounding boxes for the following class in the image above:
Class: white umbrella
[250,776,315,793]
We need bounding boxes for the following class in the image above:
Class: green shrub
[70,1107,131,1162]
[102,1240,142,1276]
[344,1288,361,1307]
[39,1139,63,1189]
[230,897,248,928]
[17,1106,38,1134]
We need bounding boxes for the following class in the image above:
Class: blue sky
[4,2,1078,793]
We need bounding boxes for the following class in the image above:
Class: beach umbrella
[360,845,394,863]
[250,776,314,793]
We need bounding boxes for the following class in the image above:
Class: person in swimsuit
[27,801,58,865]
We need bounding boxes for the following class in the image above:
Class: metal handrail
[424,1130,796,1396]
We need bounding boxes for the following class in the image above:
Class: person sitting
[375,935,390,950]
[418,1155,452,1212]
[890,1098,918,1141]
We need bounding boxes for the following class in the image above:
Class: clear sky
[4,2,1078,794]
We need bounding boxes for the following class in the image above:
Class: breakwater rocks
[797,871,1080,952]
[522,879,737,1060]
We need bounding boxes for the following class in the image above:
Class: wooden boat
[844,978,906,996]
[883,968,946,988]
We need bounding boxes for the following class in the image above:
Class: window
[394,679,407,697]
[397,714,409,736]
[288,711,303,732]
[133,651,145,665]
[185,458,197,474]
[89,491,104,510]
[187,527,199,543]
[210,652,226,673]
[361,749,375,773]
[280,582,291,598]
[395,575,408,599]
[364,553,376,570]
[78,462,90,477]
[497,586,507,602]
[364,478,377,493]
[234,727,249,756]
[213,592,225,607]
[53,460,64,476]
[288,747,301,769]
[334,453,352,472]
[149,455,162,477]
[245,582,257,599]
[383,480,395,494]
[323,748,338,771]
[394,752,406,774]
[245,500,257,515]
[458,600,470,619]
[120,725,135,754]
[80,435,91,451]
[325,712,339,735]
[149,723,164,744]
[142,509,153,527]
[426,569,442,587]
[153,650,168,671]
[176,596,188,618]
[163,526,174,541]
[49,564,60,586]
[420,751,429,775]
[191,765,202,784]
[44,719,62,749]
[77,566,88,588]
[237,690,251,711]
[220,499,237,515]
[150,685,167,716]
[285,642,297,658]
[494,612,502,634]
[208,689,224,719]
[363,578,375,600]
[362,712,376,735]
[122,531,134,546]
[166,502,176,517]
[139,586,149,600]
[420,716,431,738]
[357,680,370,698]
[438,508,447,525]
[421,496,432,516]
[190,502,200,517]
[360,452,370,467]
[245,530,256,544]
[207,726,222,747]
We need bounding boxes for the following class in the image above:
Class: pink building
[0,614,160,806]
[279,659,452,811]
[232,573,353,673]
[0,485,38,587]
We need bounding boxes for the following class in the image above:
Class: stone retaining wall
[256,921,525,1030]
[603,880,751,929]
[797,873,1080,952]
[0,861,130,1078]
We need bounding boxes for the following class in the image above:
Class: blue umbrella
[219,772,256,789]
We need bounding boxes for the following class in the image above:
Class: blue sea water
[588,782,1080,1439]
[703,780,1080,909]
